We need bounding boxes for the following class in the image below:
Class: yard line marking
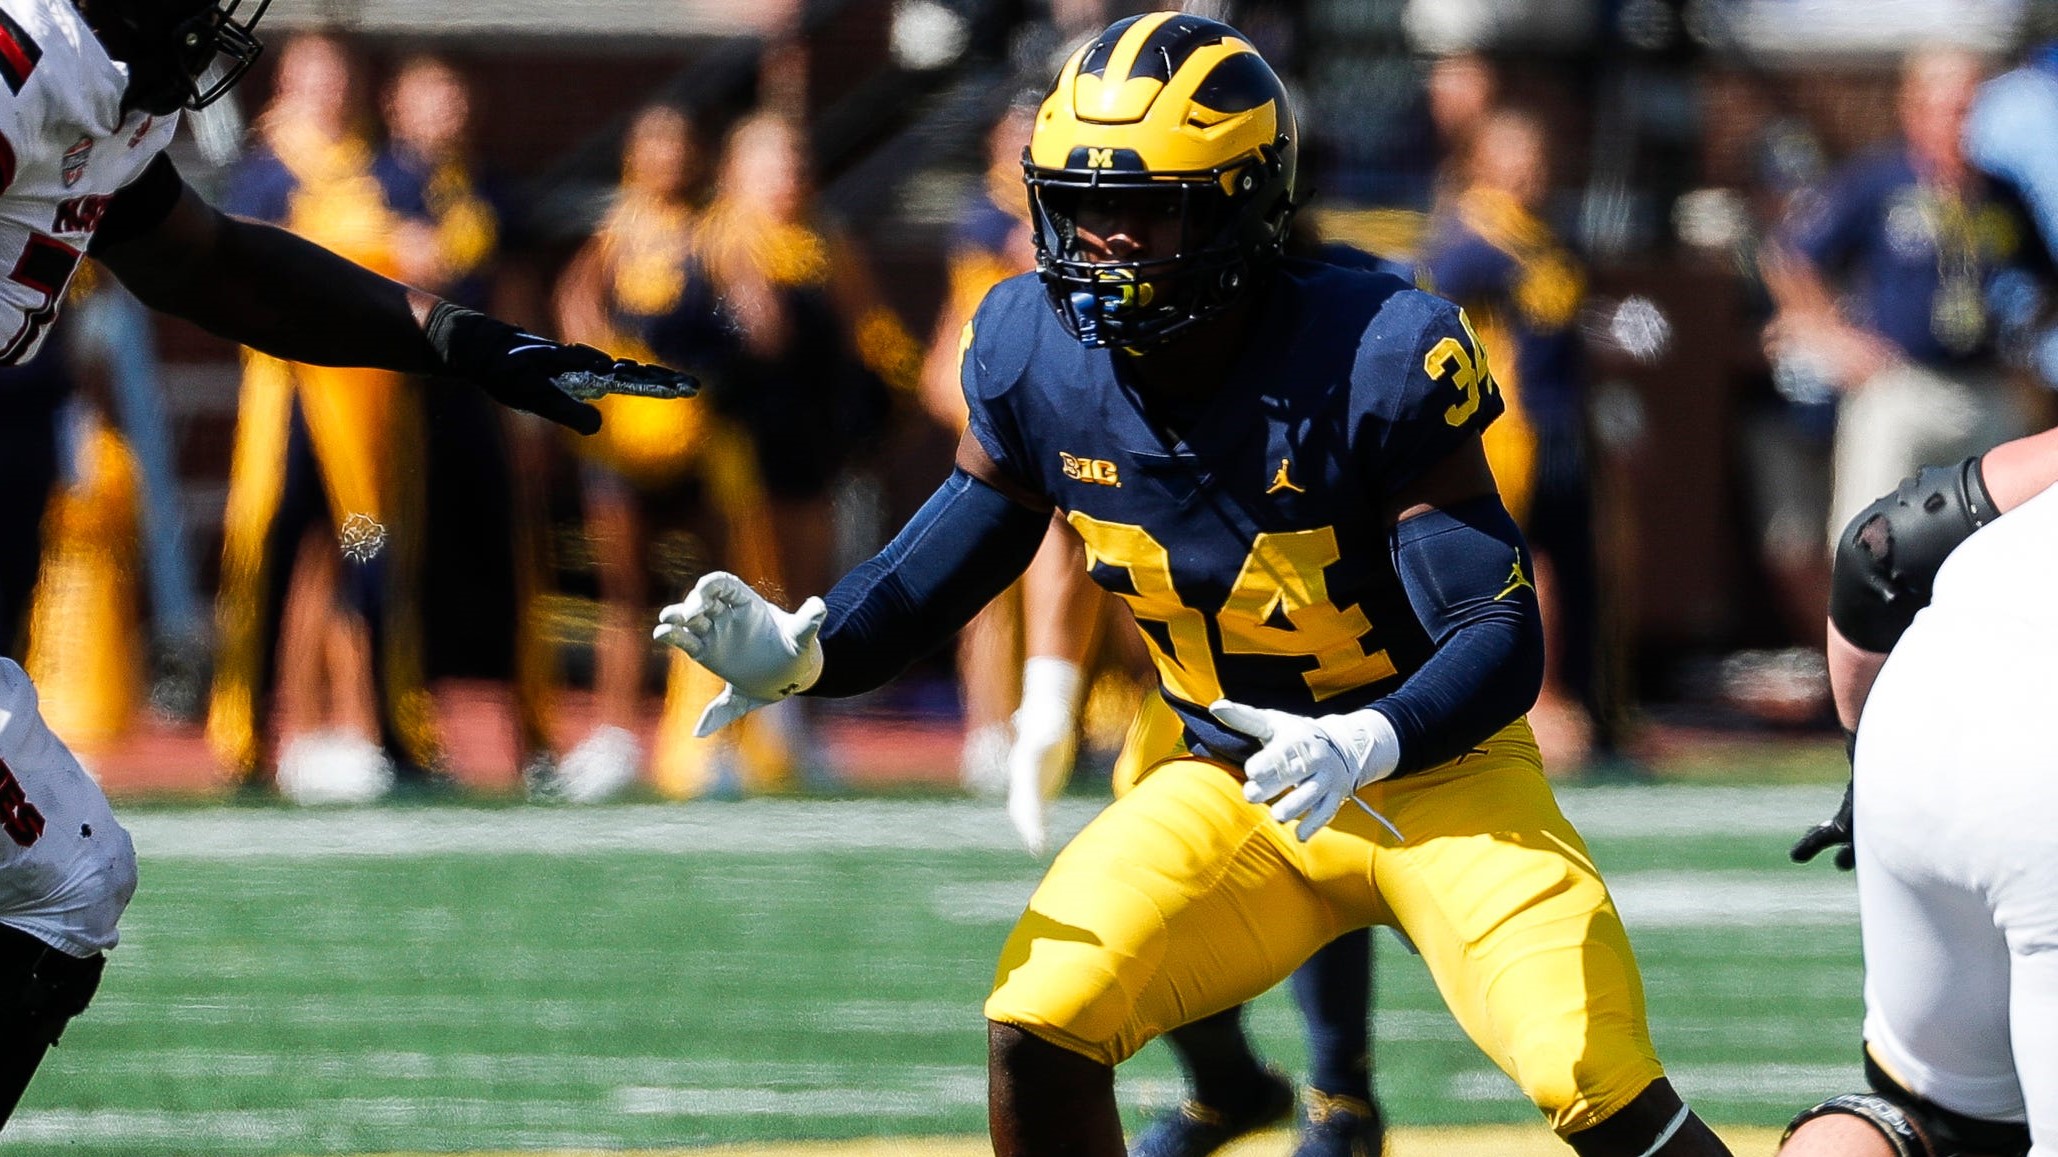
[1608,870,1856,928]
[1450,1061,1863,1103]
[1,1100,607,1148]
[927,870,1856,929]
[118,785,1840,861]
[1555,783,1846,839]
[244,1124,1788,1157]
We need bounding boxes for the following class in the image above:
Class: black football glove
[1790,779,1855,870]
[425,301,697,435]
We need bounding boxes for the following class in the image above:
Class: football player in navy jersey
[658,14,1728,1156]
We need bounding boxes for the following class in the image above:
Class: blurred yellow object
[584,388,708,490]
[1309,206,1430,263]
[1470,307,1536,524]
[649,649,723,798]
[208,351,437,778]
[696,207,829,291]
[646,432,788,800]
[605,198,695,314]
[208,106,436,779]
[422,159,498,283]
[947,250,1018,334]
[649,650,799,798]
[27,416,143,752]
[1442,186,1587,527]
[854,305,924,395]
[271,114,403,278]
[576,195,707,486]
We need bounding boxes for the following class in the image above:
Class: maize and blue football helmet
[1025,12,1298,350]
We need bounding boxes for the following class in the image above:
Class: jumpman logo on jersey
[1266,457,1305,495]
[1497,554,1536,601]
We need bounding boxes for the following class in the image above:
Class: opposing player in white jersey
[0,658,131,1127]
[1781,425,2058,1157]
[0,0,694,1130]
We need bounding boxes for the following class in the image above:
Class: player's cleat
[1129,1068,1293,1157]
[1292,1090,1386,1157]
[274,731,395,805]
[557,725,643,803]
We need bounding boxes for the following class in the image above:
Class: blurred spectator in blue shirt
[374,55,501,309]
[1765,47,2048,540]
[1966,39,2058,384]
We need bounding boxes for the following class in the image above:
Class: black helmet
[85,0,271,116]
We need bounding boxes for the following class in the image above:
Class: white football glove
[1005,658,1082,855]
[1209,699,1403,842]
[653,572,826,737]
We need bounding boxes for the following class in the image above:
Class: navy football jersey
[962,257,1504,762]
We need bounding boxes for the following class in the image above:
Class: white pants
[1856,609,2058,1150]
[1829,361,2024,544]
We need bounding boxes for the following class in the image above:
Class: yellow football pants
[1109,691,1187,798]
[985,718,1663,1135]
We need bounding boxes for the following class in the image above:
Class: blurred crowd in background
[3,0,2055,801]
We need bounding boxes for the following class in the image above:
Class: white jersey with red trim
[0,0,175,366]
[0,659,135,958]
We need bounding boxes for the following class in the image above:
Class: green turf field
[3,784,1858,1156]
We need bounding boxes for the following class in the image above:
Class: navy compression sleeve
[1375,496,1545,774]
[806,468,1050,698]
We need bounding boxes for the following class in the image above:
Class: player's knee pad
[1829,457,1997,653]
[1784,1094,1932,1157]
[1865,1054,2031,1157]
[1784,1071,2033,1157]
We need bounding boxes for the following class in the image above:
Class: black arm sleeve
[1828,457,1997,652]
[1378,495,1546,774]
[806,468,1050,698]
[87,154,184,255]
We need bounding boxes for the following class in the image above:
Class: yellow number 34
[1423,311,1500,428]
[1067,512,1397,707]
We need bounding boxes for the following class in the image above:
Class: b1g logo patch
[1060,452,1121,487]
[60,136,91,187]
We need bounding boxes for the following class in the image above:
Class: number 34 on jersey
[1065,310,1500,711]
[1069,513,1398,708]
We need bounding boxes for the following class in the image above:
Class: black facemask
[84,0,270,116]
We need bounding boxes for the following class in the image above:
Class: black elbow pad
[1828,456,1997,653]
